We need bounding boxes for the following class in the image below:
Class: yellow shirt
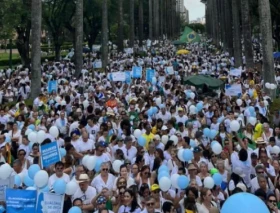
[152,126,157,134]
[254,123,263,140]
[142,133,154,148]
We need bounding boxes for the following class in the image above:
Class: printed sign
[40,142,61,168]
[146,69,155,83]
[93,61,102,68]
[132,66,142,78]
[225,84,242,96]
[111,72,126,82]
[6,188,37,213]
[229,68,242,77]
[36,192,64,213]
[165,66,174,75]
[0,175,14,201]
[47,81,57,94]
[125,71,131,84]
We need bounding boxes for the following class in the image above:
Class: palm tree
[102,0,108,71]
[117,0,124,52]
[149,0,153,39]
[74,0,83,77]
[259,0,275,98]
[129,0,135,48]
[240,0,254,68]
[138,0,144,46]
[232,0,242,67]
[30,0,42,99]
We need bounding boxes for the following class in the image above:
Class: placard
[40,142,61,168]
[93,61,102,68]
[111,72,126,82]
[125,71,131,84]
[0,174,15,201]
[165,66,174,75]
[146,69,155,82]
[36,192,64,213]
[225,84,242,96]
[47,81,57,94]
[229,68,242,77]
[132,66,142,78]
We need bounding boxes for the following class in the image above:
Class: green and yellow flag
[179,26,201,43]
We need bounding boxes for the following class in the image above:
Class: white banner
[112,72,126,81]
[39,193,64,213]
[166,66,174,75]
[225,84,242,96]
[229,68,242,77]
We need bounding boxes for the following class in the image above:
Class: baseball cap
[151,184,160,191]
[96,196,107,205]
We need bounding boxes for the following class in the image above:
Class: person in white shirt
[156,107,171,124]
[48,161,70,188]
[251,164,275,193]
[124,136,137,162]
[72,174,96,213]
[55,111,68,135]
[78,132,95,155]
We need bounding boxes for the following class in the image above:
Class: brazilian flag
[179,26,201,43]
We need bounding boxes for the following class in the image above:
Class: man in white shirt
[156,106,171,124]
[55,111,68,135]
[48,161,70,187]
[123,136,137,162]
[251,164,275,193]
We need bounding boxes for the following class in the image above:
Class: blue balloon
[14,175,21,187]
[23,175,34,187]
[177,175,190,189]
[0,205,5,213]
[211,141,219,148]
[137,136,146,147]
[250,111,256,117]
[213,173,223,186]
[158,165,169,173]
[28,124,35,131]
[152,78,157,85]
[147,108,154,117]
[60,148,66,158]
[217,117,224,124]
[196,102,203,111]
[5,136,11,143]
[249,106,255,113]
[186,91,191,98]
[158,171,170,181]
[53,179,66,194]
[40,185,50,192]
[28,164,40,180]
[183,149,194,162]
[95,158,103,172]
[248,90,253,97]
[152,107,158,114]
[209,129,217,139]
[203,128,210,137]
[190,139,196,148]
[68,206,82,213]
[221,192,269,213]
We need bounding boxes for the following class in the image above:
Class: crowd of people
[0,39,279,213]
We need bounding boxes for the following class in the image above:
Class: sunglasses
[144,172,150,175]
[119,192,125,195]
[269,200,277,204]
[102,168,109,172]
[119,181,126,185]
[56,167,64,170]
[211,155,217,158]
[18,153,25,156]
[146,202,155,207]
[152,190,160,194]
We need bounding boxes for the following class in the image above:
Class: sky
[184,0,205,21]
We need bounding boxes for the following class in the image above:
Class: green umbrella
[183,75,224,89]
[172,40,186,45]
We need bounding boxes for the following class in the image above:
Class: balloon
[65,181,79,195]
[26,187,36,190]
[55,96,61,103]
[212,142,222,155]
[137,136,146,147]
[264,100,268,107]
[203,128,210,137]
[40,185,50,192]
[236,99,242,106]
[14,175,22,187]
[68,206,82,213]
[23,174,34,187]
[270,84,277,90]
[34,170,49,188]
[190,139,196,148]
[53,179,67,194]
[82,155,90,167]
[196,102,203,111]
[37,130,46,144]
[112,160,123,173]
[133,129,142,139]
[94,158,103,172]
[61,100,67,106]
[25,129,32,136]
[217,117,224,124]
[209,129,217,139]
[203,177,215,189]
[210,168,219,175]
[147,108,154,117]
[0,163,13,179]
[83,100,89,108]
[183,149,194,162]
[171,174,180,189]
[158,165,169,173]
[213,173,223,185]
[86,156,97,170]
[49,126,59,138]
[170,135,178,145]
[59,148,66,158]
[248,117,257,126]
[177,175,190,189]
[28,124,35,131]
[152,77,157,85]
[158,171,170,181]
[5,136,10,143]
[0,205,5,213]
[161,135,169,144]
[189,92,195,99]
[177,149,185,162]
[28,164,41,180]
[189,105,196,113]
[272,146,280,155]
[28,132,37,143]
[221,192,269,213]
[155,98,161,106]
[249,106,255,114]
[265,82,271,89]
[211,141,219,148]
[159,177,172,192]
[152,107,158,114]
[230,120,240,132]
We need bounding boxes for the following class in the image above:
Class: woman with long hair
[117,189,141,213]
[197,188,217,213]
[113,165,135,190]
[135,165,151,190]
[164,140,174,161]
[198,162,210,182]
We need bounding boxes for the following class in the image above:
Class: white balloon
[112,160,123,173]
[25,129,32,136]
[264,100,269,107]
[155,98,161,106]
[177,149,184,162]
[171,174,180,189]
[65,181,79,195]
[28,132,37,143]
[265,82,271,89]
[161,135,169,144]
[37,130,46,144]
[189,105,196,112]
[83,100,89,108]
[55,96,61,103]
[248,117,257,126]
[212,143,222,155]
[49,126,59,138]
[271,84,277,90]
[61,100,66,106]
[190,92,195,99]
[170,135,178,145]
[230,120,240,132]
[272,146,280,155]
[159,177,172,192]
[86,156,97,170]
[203,177,215,189]
[0,163,13,179]
[82,155,90,167]
[236,99,242,106]
[34,170,49,188]
[134,129,142,139]
[26,187,36,190]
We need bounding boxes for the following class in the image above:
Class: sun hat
[77,174,90,183]
[256,137,267,145]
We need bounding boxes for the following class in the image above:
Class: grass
[0,53,21,61]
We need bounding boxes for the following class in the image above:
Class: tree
[74,0,83,77]
[224,0,233,55]
[117,0,124,52]
[102,0,108,70]
[148,0,153,39]
[138,0,144,46]
[259,0,275,98]
[129,0,135,47]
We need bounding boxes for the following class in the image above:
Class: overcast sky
[184,0,205,21]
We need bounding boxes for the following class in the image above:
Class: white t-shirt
[72,186,97,206]
[91,174,116,193]
[118,205,141,213]
[48,173,70,187]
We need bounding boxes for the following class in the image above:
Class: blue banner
[125,71,131,84]
[40,142,60,168]
[146,69,155,82]
[6,188,37,213]
[132,66,142,78]
[47,81,57,94]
